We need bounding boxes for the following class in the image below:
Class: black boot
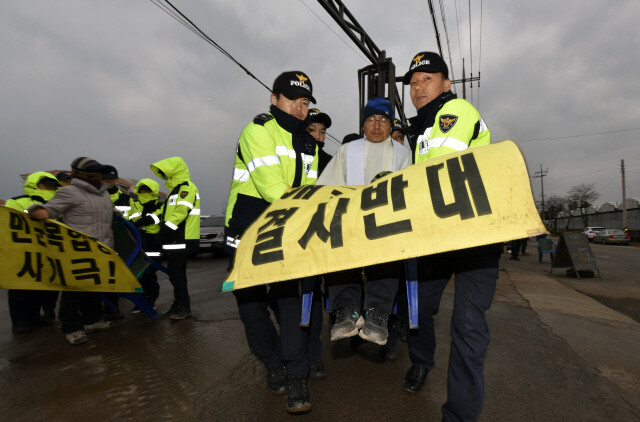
[403,365,428,393]
[285,375,312,414]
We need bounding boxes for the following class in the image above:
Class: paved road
[1,247,639,421]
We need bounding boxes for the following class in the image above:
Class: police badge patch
[439,115,458,133]
[180,191,188,199]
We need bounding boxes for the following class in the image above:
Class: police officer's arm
[164,185,196,228]
[430,101,490,152]
[239,124,289,203]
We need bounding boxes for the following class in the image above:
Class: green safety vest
[414,98,490,163]
[225,113,319,234]
[151,157,200,252]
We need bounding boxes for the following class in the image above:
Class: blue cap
[361,97,394,126]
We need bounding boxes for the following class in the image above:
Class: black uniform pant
[326,261,401,314]
[234,280,309,378]
[7,289,40,325]
[408,250,499,422]
[59,291,103,334]
[167,252,189,306]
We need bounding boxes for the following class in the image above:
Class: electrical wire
[468,0,473,104]
[149,0,272,92]
[478,0,483,107]
[298,0,369,64]
[438,0,456,83]
[517,127,640,142]
[150,0,342,149]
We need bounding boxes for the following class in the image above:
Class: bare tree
[543,195,566,233]
[566,183,600,228]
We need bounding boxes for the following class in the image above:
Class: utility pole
[450,58,480,101]
[621,159,627,230]
[533,164,548,222]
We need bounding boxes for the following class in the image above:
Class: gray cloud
[1,0,638,216]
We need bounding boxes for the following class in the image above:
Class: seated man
[317,97,411,346]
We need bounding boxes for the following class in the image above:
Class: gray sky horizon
[2,1,639,216]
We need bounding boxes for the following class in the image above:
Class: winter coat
[29,178,115,248]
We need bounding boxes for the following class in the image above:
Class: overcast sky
[2,0,639,215]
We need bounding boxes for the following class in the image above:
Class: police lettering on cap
[361,97,394,126]
[392,119,405,134]
[272,71,316,104]
[402,51,449,85]
[306,108,332,128]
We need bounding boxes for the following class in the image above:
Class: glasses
[364,116,391,126]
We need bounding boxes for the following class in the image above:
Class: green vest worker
[224,70,318,414]
[402,51,500,422]
[151,157,200,320]
[127,178,163,312]
[5,172,60,333]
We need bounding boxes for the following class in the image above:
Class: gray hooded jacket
[29,178,115,248]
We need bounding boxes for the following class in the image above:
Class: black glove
[155,225,173,247]
[133,215,154,228]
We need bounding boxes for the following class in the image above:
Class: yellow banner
[223,140,546,291]
[0,206,143,293]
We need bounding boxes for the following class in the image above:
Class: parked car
[592,229,630,245]
[582,226,605,241]
[199,215,226,255]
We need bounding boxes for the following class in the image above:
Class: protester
[318,97,411,346]
[128,178,163,313]
[150,157,200,320]
[28,157,116,345]
[224,70,319,414]
[5,172,60,333]
[402,51,500,422]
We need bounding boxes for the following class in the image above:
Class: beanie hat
[272,71,316,103]
[70,157,115,181]
[402,51,449,85]
[361,97,394,126]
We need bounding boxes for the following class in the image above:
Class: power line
[150,0,342,149]
[298,0,369,63]
[438,0,456,83]
[468,0,473,104]
[150,0,272,92]
[517,127,640,142]
[478,0,483,107]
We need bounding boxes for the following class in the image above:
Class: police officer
[103,166,130,319]
[128,178,163,312]
[224,71,319,414]
[391,119,406,145]
[402,51,500,422]
[151,157,200,320]
[305,108,333,175]
[5,172,60,333]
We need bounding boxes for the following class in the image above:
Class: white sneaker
[84,320,114,333]
[66,330,89,345]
